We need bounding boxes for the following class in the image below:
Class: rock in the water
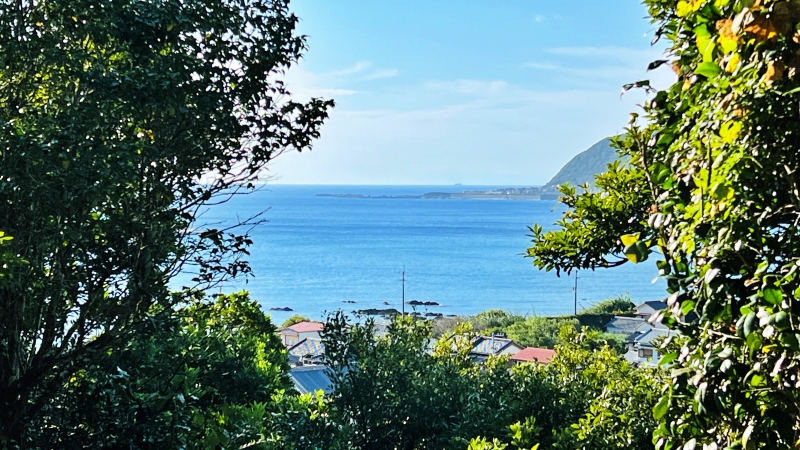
[357,308,400,316]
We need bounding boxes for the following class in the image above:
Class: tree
[29,291,291,448]
[0,0,332,445]
[579,295,635,316]
[504,316,579,348]
[528,0,800,447]
[281,314,313,328]
[322,315,661,450]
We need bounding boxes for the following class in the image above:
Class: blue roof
[290,366,333,394]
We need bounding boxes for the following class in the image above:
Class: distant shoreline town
[317,187,560,200]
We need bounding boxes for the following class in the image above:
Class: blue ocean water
[173,185,666,324]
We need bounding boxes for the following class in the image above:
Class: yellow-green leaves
[620,233,640,247]
[695,25,716,63]
[677,0,706,17]
[716,19,739,54]
[720,120,742,143]
[621,233,651,263]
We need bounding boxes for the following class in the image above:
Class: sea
[172,185,667,324]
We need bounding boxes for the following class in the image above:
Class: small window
[639,348,653,358]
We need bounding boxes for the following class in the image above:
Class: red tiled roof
[286,321,324,333]
[509,347,556,364]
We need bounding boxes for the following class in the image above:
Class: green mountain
[544,138,620,189]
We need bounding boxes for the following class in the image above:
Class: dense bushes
[320,313,663,450]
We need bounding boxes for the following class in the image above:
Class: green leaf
[780,332,800,351]
[773,311,790,330]
[743,312,757,337]
[658,352,678,366]
[762,288,783,306]
[653,396,670,420]
[695,62,722,78]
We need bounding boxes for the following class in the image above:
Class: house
[634,300,668,318]
[290,365,334,394]
[604,300,674,366]
[604,300,670,333]
[470,335,524,362]
[288,338,325,366]
[509,347,556,365]
[623,327,672,366]
[279,321,324,347]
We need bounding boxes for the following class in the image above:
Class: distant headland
[318,187,560,201]
[318,137,621,201]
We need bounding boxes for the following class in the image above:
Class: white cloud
[363,68,399,80]
[328,61,372,76]
[268,75,657,185]
[271,47,676,185]
[282,61,399,101]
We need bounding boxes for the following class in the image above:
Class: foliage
[323,312,475,449]
[468,419,541,450]
[28,291,292,448]
[574,295,637,332]
[281,314,312,328]
[505,316,580,348]
[547,328,663,449]
[528,158,652,275]
[0,0,331,445]
[473,309,526,331]
[580,295,636,316]
[323,314,661,450]
[528,0,800,447]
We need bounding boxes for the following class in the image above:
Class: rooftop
[471,336,521,355]
[288,338,325,358]
[284,321,325,333]
[509,347,556,364]
[626,327,671,348]
[605,316,650,333]
[290,365,333,394]
[637,300,668,311]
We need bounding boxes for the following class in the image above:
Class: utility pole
[401,269,406,316]
[573,270,578,316]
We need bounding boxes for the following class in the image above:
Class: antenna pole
[573,271,578,316]
[401,269,406,316]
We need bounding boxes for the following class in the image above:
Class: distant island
[318,138,622,201]
[318,187,545,200]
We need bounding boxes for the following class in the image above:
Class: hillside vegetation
[544,138,621,189]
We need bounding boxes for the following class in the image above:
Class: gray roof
[605,316,650,334]
[638,300,668,311]
[471,336,522,356]
[290,365,333,395]
[626,327,671,348]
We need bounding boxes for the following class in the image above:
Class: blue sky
[268,0,674,185]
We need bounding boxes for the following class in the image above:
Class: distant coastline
[318,187,560,201]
